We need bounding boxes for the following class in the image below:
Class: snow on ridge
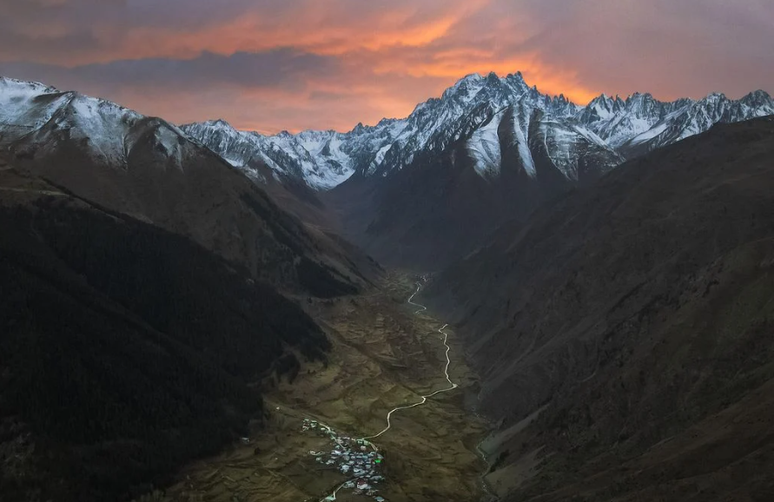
[0,77,71,130]
[153,126,184,168]
[627,121,670,145]
[65,95,143,166]
[468,110,504,178]
[0,78,206,171]
[514,122,536,179]
[0,76,59,97]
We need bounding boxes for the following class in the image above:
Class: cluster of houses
[302,418,387,501]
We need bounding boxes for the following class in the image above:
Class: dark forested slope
[0,167,328,502]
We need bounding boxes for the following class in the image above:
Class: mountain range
[3,74,772,272]
[182,72,774,269]
[182,71,774,190]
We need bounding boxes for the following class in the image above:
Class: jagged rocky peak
[203,118,235,129]
[705,91,728,101]
[506,71,527,84]
[574,93,622,123]
[442,72,486,102]
[742,89,772,106]
[439,71,550,107]
[350,122,368,134]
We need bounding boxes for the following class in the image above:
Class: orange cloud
[3,0,769,133]
[15,0,489,66]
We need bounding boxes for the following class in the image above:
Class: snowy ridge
[182,120,354,189]
[0,77,65,129]
[66,94,143,167]
[0,77,201,172]
[622,90,774,153]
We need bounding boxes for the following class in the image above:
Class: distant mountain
[182,73,773,269]
[423,117,774,501]
[581,89,774,157]
[183,72,774,191]
[5,75,770,272]
[0,77,377,294]
[181,119,355,189]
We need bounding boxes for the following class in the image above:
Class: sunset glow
[1,0,772,133]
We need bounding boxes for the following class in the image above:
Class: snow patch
[468,111,504,178]
[153,126,184,169]
[627,121,669,145]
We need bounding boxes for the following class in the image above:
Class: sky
[1,0,772,133]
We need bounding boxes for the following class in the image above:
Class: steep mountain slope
[424,117,774,501]
[0,165,329,502]
[323,102,625,269]
[0,77,375,294]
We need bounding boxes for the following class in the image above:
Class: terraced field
[154,273,489,502]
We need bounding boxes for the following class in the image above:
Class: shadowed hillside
[0,79,377,296]
[0,167,329,502]
[425,117,774,501]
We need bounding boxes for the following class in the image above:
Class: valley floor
[152,273,489,502]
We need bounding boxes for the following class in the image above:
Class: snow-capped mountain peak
[0,78,205,174]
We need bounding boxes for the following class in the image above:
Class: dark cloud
[0,0,771,131]
[0,49,339,93]
[511,0,774,99]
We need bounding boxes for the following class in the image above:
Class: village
[301,419,387,501]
